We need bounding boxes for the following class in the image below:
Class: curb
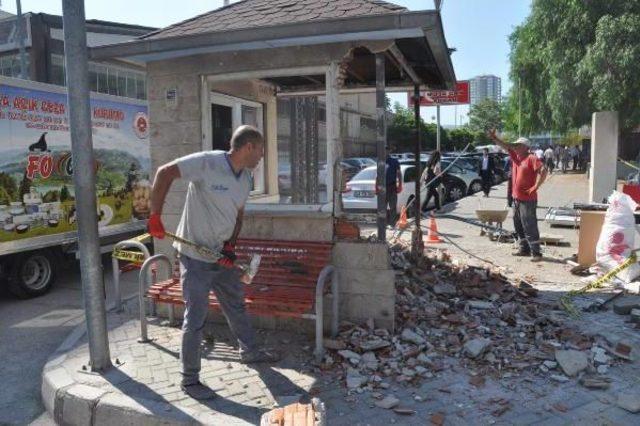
[39,305,217,425]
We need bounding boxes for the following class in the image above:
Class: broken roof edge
[89,9,456,89]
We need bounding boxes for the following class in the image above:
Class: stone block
[271,217,333,241]
[61,384,108,426]
[339,293,394,331]
[332,242,390,270]
[336,267,395,297]
[613,296,640,315]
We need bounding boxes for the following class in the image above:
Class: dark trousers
[480,171,492,196]
[424,186,440,210]
[386,184,398,225]
[507,177,513,207]
[513,199,541,256]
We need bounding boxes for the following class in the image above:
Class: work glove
[217,241,236,269]
[148,213,165,239]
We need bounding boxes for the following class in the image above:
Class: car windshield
[351,168,377,181]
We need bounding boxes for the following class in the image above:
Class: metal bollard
[138,254,171,343]
[111,239,151,312]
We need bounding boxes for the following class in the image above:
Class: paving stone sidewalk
[43,173,640,425]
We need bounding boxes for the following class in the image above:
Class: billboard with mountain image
[0,81,150,242]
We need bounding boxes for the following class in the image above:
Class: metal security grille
[289,97,319,204]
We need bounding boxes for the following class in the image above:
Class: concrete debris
[579,376,611,390]
[375,395,400,409]
[617,393,640,413]
[630,308,640,323]
[322,243,621,393]
[393,407,416,415]
[612,296,640,315]
[401,328,426,345]
[555,350,588,377]
[464,338,492,359]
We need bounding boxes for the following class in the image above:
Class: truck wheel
[8,251,56,298]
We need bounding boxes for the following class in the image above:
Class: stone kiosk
[91,0,456,332]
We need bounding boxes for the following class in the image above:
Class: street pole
[412,85,423,256]
[16,0,27,79]
[62,0,111,372]
[436,104,441,151]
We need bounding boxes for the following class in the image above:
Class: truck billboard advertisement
[0,80,150,243]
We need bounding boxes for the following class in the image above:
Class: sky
[2,0,532,126]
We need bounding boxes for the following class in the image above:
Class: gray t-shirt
[170,150,251,263]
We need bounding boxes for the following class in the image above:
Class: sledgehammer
[164,231,261,284]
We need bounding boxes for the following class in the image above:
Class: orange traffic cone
[424,213,443,243]
[397,206,408,230]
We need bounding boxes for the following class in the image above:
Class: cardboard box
[578,210,606,266]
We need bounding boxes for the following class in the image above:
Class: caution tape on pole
[111,233,152,264]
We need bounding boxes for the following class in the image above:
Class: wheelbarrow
[475,209,509,240]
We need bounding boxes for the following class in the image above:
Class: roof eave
[89,10,456,88]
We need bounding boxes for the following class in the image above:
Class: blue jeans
[513,199,541,256]
[179,255,257,385]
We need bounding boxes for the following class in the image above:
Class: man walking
[488,130,547,262]
[385,146,402,225]
[478,148,495,197]
[149,125,279,400]
[544,146,554,174]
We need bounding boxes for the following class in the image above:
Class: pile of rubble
[319,242,638,414]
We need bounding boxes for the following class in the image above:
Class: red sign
[408,81,470,106]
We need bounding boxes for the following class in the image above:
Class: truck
[0,76,151,298]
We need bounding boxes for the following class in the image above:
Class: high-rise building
[469,75,501,105]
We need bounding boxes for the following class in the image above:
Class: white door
[210,93,265,194]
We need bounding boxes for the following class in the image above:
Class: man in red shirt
[488,130,548,261]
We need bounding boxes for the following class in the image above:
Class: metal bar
[138,254,171,343]
[111,240,151,312]
[388,44,422,85]
[62,0,111,372]
[314,265,335,362]
[331,269,339,338]
[412,85,423,254]
[375,53,387,240]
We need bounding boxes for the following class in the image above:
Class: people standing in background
[534,146,544,160]
[570,145,580,171]
[385,146,402,225]
[561,146,570,173]
[543,146,555,174]
[478,148,495,197]
[422,150,442,212]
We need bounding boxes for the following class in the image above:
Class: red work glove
[148,213,165,239]
[217,241,236,269]
[396,184,403,194]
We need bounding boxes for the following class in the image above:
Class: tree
[508,0,640,134]
[60,185,70,202]
[18,172,31,202]
[468,99,503,144]
[447,127,475,151]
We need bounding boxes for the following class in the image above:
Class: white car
[440,159,483,194]
[342,165,426,213]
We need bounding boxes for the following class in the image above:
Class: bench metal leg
[314,265,338,363]
[138,255,171,343]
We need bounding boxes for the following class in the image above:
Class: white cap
[514,137,532,147]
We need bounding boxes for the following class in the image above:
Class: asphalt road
[0,255,139,425]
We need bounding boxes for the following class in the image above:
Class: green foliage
[18,172,31,201]
[509,0,640,133]
[0,171,17,204]
[469,99,503,134]
[447,127,475,151]
[558,132,583,147]
[60,185,70,202]
[387,103,461,152]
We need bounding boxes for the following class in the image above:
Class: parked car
[440,159,483,195]
[342,164,427,213]
[398,158,473,204]
[342,157,375,170]
[389,152,415,161]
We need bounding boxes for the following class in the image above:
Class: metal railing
[311,265,339,362]
[138,254,171,343]
[110,240,151,312]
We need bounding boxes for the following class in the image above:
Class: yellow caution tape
[561,251,637,317]
[112,249,146,264]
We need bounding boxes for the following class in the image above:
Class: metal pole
[412,85,423,255]
[436,104,441,152]
[375,53,386,241]
[16,0,27,79]
[62,0,111,371]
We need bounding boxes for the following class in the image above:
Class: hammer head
[239,254,261,285]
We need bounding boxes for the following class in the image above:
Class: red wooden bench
[146,239,339,361]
